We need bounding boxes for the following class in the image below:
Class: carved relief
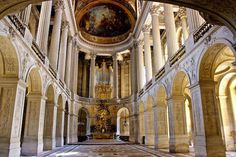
[183,57,197,83]
[0,87,14,137]
[13,89,25,137]
[163,78,172,97]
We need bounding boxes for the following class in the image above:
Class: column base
[225,136,236,151]
[43,137,56,150]
[56,137,64,147]
[21,137,43,156]
[206,136,225,157]
[69,135,78,144]
[194,135,207,157]
[155,135,169,149]
[145,134,155,146]
[0,139,21,157]
[169,135,189,153]
[194,135,226,157]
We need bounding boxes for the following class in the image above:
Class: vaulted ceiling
[0,0,236,36]
[74,0,137,44]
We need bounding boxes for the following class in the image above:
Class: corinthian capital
[134,40,144,47]
[142,24,151,33]
[178,7,187,19]
[62,21,69,30]
[54,0,64,10]
[150,5,161,15]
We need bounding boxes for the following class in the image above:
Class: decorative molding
[178,7,187,19]
[54,0,64,10]
[142,24,151,33]
[150,5,161,15]
[61,21,69,30]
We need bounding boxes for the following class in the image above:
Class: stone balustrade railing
[32,40,46,63]
[77,96,133,105]
[169,46,186,67]
[193,22,213,43]
[8,15,25,36]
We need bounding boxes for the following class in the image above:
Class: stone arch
[0,35,19,78]
[139,101,145,144]
[145,96,155,146]
[25,66,43,93]
[197,43,236,156]
[0,35,28,157]
[56,94,64,147]
[78,107,90,142]
[169,71,193,153]
[20,66,44,156]
[117,107,130,138]
[218,72,236,151]
[197,42,235,81]
[43,84,56,150]
[155,84,169,149]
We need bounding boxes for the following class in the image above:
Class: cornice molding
[76,31,134,54]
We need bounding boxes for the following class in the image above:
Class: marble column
[69,102,78,143]
[170,95,189,153]
[153,100,169,149]
[143,25,153,82]
[56,107,64,147]
[117,116,121,135]
[167,96,175,153]
[36,1,52,54]
[136,40,146,90]
[86,117,91,135]
[64,103,70,144]
[89,54,96,98]
[21,94,46,156]
[179,7,189,41]
[218,95,236,151]
[144,109,155,146]
[130,47,137,95]
[69,113,74,143]
[190,82,226,157]
[164,4,178,58]
[58,21,69,81]
[43,102,57,150]
[72,49,79,93]
[18,5,32,25]
[0,80,27,157]
[65,36,73,87]
[186,9,205,34]
[48,0,64,70]
[82,61,88,97]
[133,112,139,143]
[113,54,118,98]
[150,5,164,73]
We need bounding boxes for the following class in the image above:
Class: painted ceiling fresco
[79,4,131,37]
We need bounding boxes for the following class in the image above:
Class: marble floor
[37,140,236,157]
[39,140,194,157]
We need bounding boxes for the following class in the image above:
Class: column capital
[178,7,187,19]
[150,5,161,15]
[134,39,144,47]
[112,54,117,61]
[68,35,73,42]
[61,21,69,30]
[142,24,151,33]
[90,53,97,60]
[54,0,64,10]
